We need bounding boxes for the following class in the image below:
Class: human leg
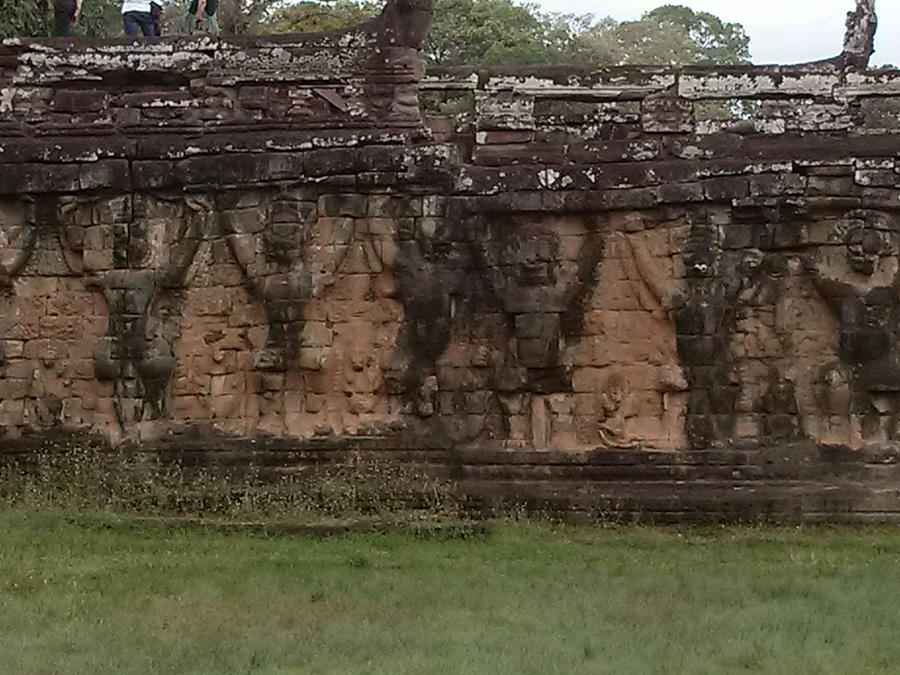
[54,11,72,36]
[150,2,163,36]
[123,11,140,36]
[137,12,156,36]
[123,11,156,37]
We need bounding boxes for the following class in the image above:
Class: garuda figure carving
[224,194,316,372]
[0,197,38,368]
[473,215,601,448]
[58,194,208,436]
[805,210,900,441]
[0,198,37,289]
[385,218,459,421]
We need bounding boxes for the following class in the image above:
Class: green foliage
[576,4,751,65]
[1,0,753,64]
[0,0,119,38]
[71,0,121,37]
[215,0,281,35]
[0,0,50,39]
[5,513,900,673]
[267,0,380,33]
[157,0,278,35]
[262,0,751,68]
[642,4,750,63]
[0,0,278,37]
[424,0,581,66]
[0,435,459,521]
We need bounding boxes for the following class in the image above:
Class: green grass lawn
[3,510,900,674]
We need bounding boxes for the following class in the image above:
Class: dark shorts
[53,0,76,36]
[123,11,156,37]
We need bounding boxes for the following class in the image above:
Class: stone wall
[3,0,900,518]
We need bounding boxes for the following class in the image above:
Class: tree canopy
[1,0,51,39]
[424,0,569,66]
[1,0,751,69]
[266,0,750,67]
[576,4,750,66]
[267,0,380,34]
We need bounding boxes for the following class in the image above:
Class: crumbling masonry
[2,0,900,519]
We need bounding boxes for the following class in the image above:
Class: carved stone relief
[300,196,404,437]
[385,211,461,423]
[730,251,799,441]
[0,198,37,368]
[57,194,207,439]
[471,213,602,449]
[804,210,900,446]
[671,214,749,449]
[223,192,316,373]
[219,190,409,437]
[572,214,688,451]
[0,198,37,290]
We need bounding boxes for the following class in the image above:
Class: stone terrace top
[0,0,897,197]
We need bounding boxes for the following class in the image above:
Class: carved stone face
[601,372,626,411]
[840,211,895,277]
[500,225,560,287]
[0,199,26,268]
[264,200,312,265]
[684,225,717,278]
[476,215,594,316]
[846,226,886,276]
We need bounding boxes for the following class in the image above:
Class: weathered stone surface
[3,0,900,520]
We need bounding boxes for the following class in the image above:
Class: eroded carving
[0,198,38,289]
[0,198,37,370]
[224,193,316,372]
[387,230,458,419]
[672,217,747,448]
[302,198,403,436]
[734,250,803,442]
[473,214,602,448]
[59,195,207,436]
[805,210,900,443]
[843,0,877,67]
[565,218,689,451]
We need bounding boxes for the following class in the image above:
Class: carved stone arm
[804,261,857,314]
[0,197,38,288]
[158,196,209,289]
[625,233,679,310]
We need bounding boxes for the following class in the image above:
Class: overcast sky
[533,0,900,66]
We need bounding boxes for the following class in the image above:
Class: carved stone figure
[596,371,634,447]
[367,0,432,122]
[224,194,316,372]
[304,200,403,436]
[724,248,805,442]
[0,198,37,289]
[843,0,877,66]
[615,227,689,447]
[58,195,207,436]
[385,230,458,420]
[473,215,602,448]
[672,218,748,448]
[805,210,900,441]
[0,197,38,368]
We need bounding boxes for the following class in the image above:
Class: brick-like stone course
[3,0,900,519]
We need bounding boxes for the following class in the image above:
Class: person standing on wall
[151,0,164,36]
[183,0,219,34]
[53,0,82,36]
[122,0,157,36]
